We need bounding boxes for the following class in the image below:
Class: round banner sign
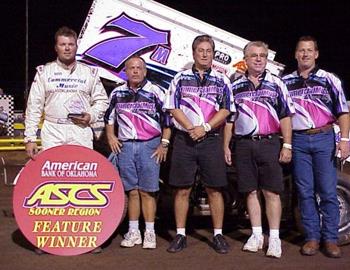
[13,145,125,256]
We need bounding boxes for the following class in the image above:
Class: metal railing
[0,138,41,151]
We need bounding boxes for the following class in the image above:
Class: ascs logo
[24,182,114,208]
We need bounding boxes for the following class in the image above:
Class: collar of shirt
[127,79,147,93]
[244,69,267,89]
[296,65,319,78]
[56,58,77,73]
[192,64,212,86]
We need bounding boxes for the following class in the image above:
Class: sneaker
[143,230,156,249]
[266,238,282,258]
[243,234,264,252]
[120,229,142,248]
[213,234,230,254]
[167,234,187,253]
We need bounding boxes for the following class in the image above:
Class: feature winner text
[33,221,102,248]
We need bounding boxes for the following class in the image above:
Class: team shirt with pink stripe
[231,70,295,136]
[104,80,170,141]
[283,68,349,130]
[163,67,235,132]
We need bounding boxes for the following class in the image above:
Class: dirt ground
[1,151,350,270]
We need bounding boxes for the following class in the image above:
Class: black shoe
[167,234,187,253]
[90,247,103,254]
[213,234,229,254]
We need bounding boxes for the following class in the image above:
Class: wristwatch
[161,138,170,148]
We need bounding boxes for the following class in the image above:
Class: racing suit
[24,59,108,149]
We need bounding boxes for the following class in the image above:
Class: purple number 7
[82,12,170,73]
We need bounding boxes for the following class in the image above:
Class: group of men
[24,26,349,259]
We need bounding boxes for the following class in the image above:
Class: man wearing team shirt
[224,41,294,258]
[164,35,235,254]
[283,36,350,258]
[105,56,171,250]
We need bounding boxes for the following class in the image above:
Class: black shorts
[233,135,284,193]
[169,131,227,188]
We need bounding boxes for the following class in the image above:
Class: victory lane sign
[13,145,125,256]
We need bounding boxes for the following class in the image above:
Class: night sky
[1,0,349,109]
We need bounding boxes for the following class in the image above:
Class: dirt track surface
[1,151,350,270]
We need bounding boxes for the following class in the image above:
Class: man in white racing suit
[24,26,108,255]
[24,26,108,159]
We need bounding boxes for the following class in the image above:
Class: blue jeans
[292,129,339,243]
[108,137,161,192]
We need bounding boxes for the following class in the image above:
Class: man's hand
[25,142,39,160]
[188,126,206,141]
[337,141,350,161]
[279,147,292,163]
[224,146,232,165]
[151,144,168,164]
[107,134,123,153]
[69,112,91,127]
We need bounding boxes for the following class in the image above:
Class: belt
[175,129,220,142]
[294,124,333,135]
[235,134,278,141]
[197,132,220,142]
[45,116,74,124]
[123,136,160,142]
[175,129,220,137]
[204,132,220,138]
[124,139,145,142]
